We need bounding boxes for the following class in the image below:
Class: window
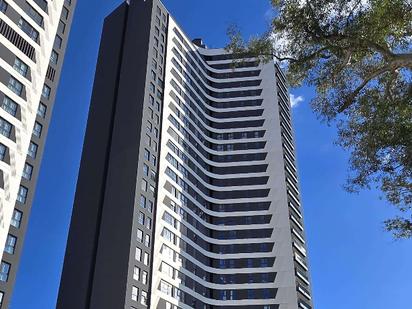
[28,142,38,158]
[131,286,138,301]
[152,141,157,152]
[160,280,172,296]
[143,252,149,265]
[10,210,22,228]
[163,212,175,227]
[161,245,174,260]
[0,117,12,138]
[149,95,155,106]
[62,7,69,19]
[144,234,150,247]
[169,200,177,212]
[142,271,148,284]
[140,195,146,208]
[147,200,153,213]
[42,84,51,99]
[0,291,3,307]
[33,122,42,137]
[143,164,149,176]
[22,163,33,180]
[161,262,174,278]
[144,149,150,160]
[141,179,147,191]
[151,155,157,166]
[150,170,156,181]
[137,229,143,243]
[156,89,162,100]
[133,266,140,281]
[146,121,152,133]
[150,70,156,80]
[171,186,179,199]
[4,234,16,254]
[173,281,183,299]
[2,96,17,117]
[138,212,145,225]
[8,77,23,96]
[58,20,66,33]
[220,290,227,300]
[37,103,47,118]
[17,185,28,204]
[54,35,63,48]
[18,18,39,41]
[141,290,148,306]
[0,143,6,161]
[28,4,43,26]
[13,58,28,77]
[50,50,59,65]
[162,228,175,243]
[0,0,7,13]
[149,82,155,94]
[35,0,47,12]
[261,258,268,267]
[145,217,152,230]
[135,247,142,261]
[0,262,10,282]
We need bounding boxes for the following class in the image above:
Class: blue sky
[11,0,412,308]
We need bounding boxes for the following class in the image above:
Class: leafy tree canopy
[227,0,412,238]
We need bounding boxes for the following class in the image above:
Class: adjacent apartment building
[58,0,313,308]
[0,0,76,307]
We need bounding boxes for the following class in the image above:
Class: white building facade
[151,14,313,309]
[0,0,76,306]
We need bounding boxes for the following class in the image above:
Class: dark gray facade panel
[58,1,155,308]
[56,4,129,309]
[89,0,153,307]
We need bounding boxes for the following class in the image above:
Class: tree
[227,0,412,238]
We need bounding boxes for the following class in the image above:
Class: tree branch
[252,46,331,63]
[338,65,396,113]
[346,0,363,27]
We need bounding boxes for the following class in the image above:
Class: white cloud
[290,94,304,108]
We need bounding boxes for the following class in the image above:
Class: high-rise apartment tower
[0,0,76,307]
[58,1,313,309]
